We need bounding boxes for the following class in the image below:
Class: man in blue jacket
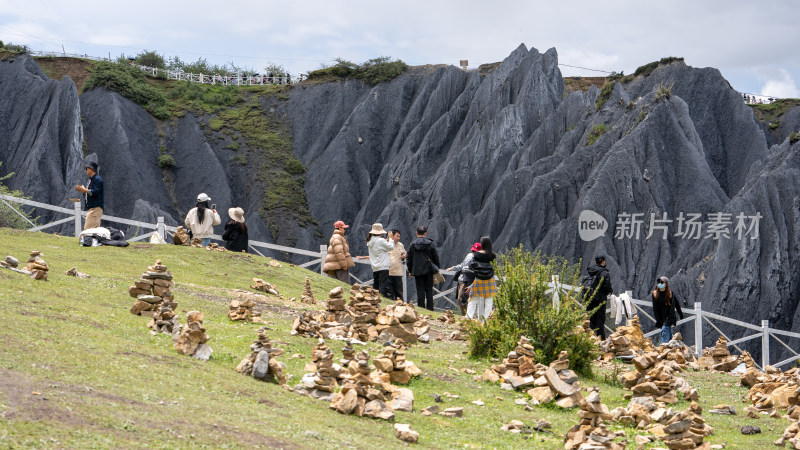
[74,161,104,230]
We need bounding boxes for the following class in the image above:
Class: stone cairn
[64,267,90,278]
[173,311,212,360]
[564,389,625,450]
[449,319,470,341]
[128,259,175,316]
[228,296,260,322]
[235,327,289,389]
[374,300,428,344]
[372,339,422,385]
[776,421,800,448]
[660,402,713,449]
[743,365,800,414]
[657,333,697,367]
[618,350,698,406]
[696,336,739,372]
[148,301,181,336]
[290,287,350,339]
[26,250,49,280]
[295,339,339,400]
[601,316,655,360]
[437,309,456,324]
[300,277,316,304]
[172,226,190,245]
[347,284,382,342]
[329,350,395,420]
[251,278,280,296]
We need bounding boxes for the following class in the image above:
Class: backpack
[580,271,600,302]
[469,259,494,281]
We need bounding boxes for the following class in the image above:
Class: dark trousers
[588,300,607,340]
[333,269,349,283]
[388,275,403,301]
[415,274,434,310]
[373,270,391,298]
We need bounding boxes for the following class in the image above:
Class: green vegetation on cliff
[308,56,407,84]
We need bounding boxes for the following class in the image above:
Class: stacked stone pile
[600,317,655,359]
[26,250,49,280]
[657,333,696,367]
[744,366,800,412]
[235,327,289,389]
[295,339,339,400]
[660,402,713,449]
[251,278,280,296]
[373,300,427,344]
[775,421,800,448]
[64,267,90,278]
[172,226,190,245]
[300,277,315,304]
[618,350,697,405]
[228,296,262,322]
[449,319,470,341]
[173,311,212,360]
[129,259,176,316]
[148,302,181,336]
[325,286,348,319]
[563,389,624,449]
[329,350,395,420]
[372,339,422,384]
[696,337,739,372]
[437,309,456,324]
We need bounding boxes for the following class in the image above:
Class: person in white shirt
[356,223,395,298]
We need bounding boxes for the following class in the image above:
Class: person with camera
[184,193,220,247]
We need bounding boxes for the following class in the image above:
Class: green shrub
[587,124,607,145]
[208,118,224,131]
[468,247,599,374]
[769,121,780,130]
[157,154,176,168]
[633,57,684,78]
[307,56,407,84]
[84,61,170,119]
[790,132,800,144]
[224,141,240,151]
[0,163,37,229]
[595,81,614,110]
[135,50,166,69]
[655,82,673,101]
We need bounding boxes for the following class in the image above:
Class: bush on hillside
[135,50,166,69]
[468,247,598,374]
[84,61,171,119]
[157,154,176,169]
[308,56,407,84]
[633,57,684,78]
[0,164,37,229]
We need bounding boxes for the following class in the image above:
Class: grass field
[0,229,789,448]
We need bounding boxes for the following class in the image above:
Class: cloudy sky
[1,0,798,98]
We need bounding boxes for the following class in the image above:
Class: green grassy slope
[0,229,787,448]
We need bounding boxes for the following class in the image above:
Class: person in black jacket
[406,226,440,311]
[222,207,248,252]
[584,255,613,340]
[74,161,104,230]
[650,276,684,345]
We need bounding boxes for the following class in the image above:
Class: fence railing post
[157,217,165,243]
[762,320,770,368]
[73,201,82,237]
[694,302,703,358]
[319,245,327,274]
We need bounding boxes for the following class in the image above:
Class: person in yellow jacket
[323,220,355,282]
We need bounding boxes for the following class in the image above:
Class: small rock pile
[64,267,89,278]
[26,250,49,280]
[374,300,428,344]
[372,339,422,385]
[300,277,316,304]
[449,319,470,341]
[129,259,176,316]
[295,339,339,400]
[744,366,800,412]
[329,350,395,420]
[235,327,289,389]
[564,389,625,449]
[0,255,19,269]
[437,310,456,324]
[147,301,181,336]
[325,286,348,319]
[657,333,696,367]
[775,421,800,448]
[600,316,655,360]
[394,423,419,443]
[228,297,258,322]
[347,284,381,341]
[172,226,190,245]
[696,336,739,372]
[173,311,212,360]
[660,402,713,449]
[251,278,279,296]
[618,351,697,405]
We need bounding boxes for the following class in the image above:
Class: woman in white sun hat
[222,207,248,252]
[184,193,221,247]
[356,223,395,298]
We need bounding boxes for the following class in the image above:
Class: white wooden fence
[547,275,800,370]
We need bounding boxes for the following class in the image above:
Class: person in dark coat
[222,207,248,252]
[406,226,440,311]
[650,276,684,345]
[585,255,613,340]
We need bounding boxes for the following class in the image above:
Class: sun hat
[197,193,211,202]
[228,207,245,223]
[334,220,349,229]
[369,223,387,235]
[470,242,482,252]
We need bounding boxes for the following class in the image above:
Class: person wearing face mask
[650,276,684,345]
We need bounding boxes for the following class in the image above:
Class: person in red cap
[447,242,481,315]
[323,220,355,282]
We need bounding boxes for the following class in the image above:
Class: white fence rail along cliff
[4,192,796,369]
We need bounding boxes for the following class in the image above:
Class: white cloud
[760,70,800,99]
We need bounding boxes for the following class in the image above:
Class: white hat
[368,223,387,235]
[228,207,245,223]
[197,193,211,202]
